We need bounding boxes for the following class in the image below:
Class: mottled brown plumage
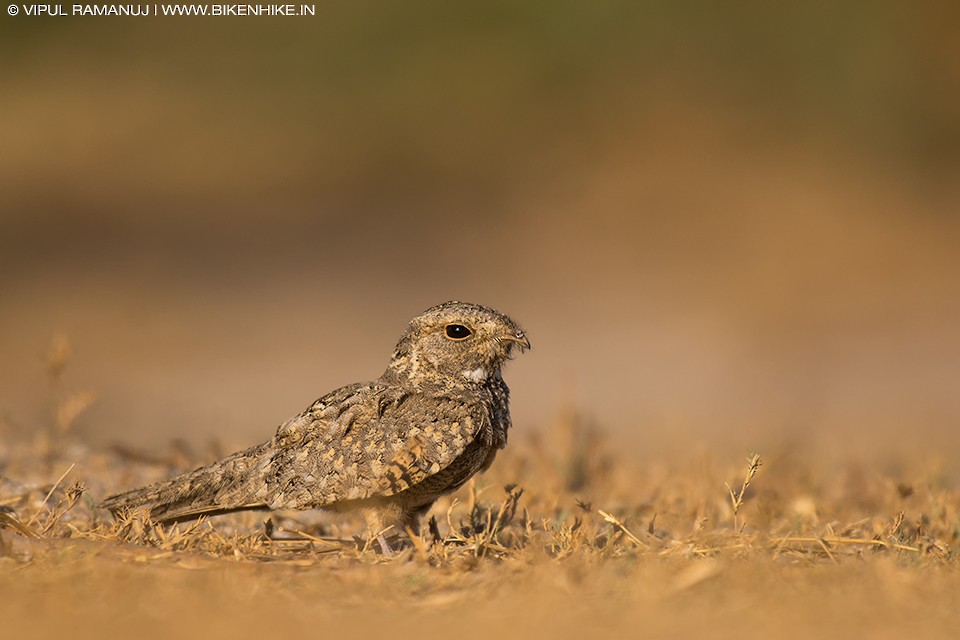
[101,301,529,537]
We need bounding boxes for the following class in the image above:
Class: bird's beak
[502,331,531,352]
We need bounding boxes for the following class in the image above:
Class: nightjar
[101,301,529,541]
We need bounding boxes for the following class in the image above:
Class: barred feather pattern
[101,301,528,534]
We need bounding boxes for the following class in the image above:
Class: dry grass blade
[0,507,40,538]
[273,527,343,547]
[598,509,649,549]
[40,479,86,535]
[725,453,762,533]
[56,392,96,434]
[25,462,76,528]
[45,333,72,381]
[404,525,430,562]
[773,536,921,554]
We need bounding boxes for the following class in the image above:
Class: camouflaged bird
[101,301,529,540]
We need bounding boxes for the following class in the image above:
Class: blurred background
[2,2,959,458]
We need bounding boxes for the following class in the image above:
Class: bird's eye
[444,324,472,340]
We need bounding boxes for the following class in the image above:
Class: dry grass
[2,342,959,638]
[2,410,960,639]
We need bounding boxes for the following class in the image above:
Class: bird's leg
[397,502,436,551]
[364,508,399,556]
[376,533,396,557]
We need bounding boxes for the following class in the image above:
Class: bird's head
[387,301,530,387]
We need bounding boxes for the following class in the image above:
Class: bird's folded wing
[376,437,441,494]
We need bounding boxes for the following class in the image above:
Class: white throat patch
[462,367,488,383]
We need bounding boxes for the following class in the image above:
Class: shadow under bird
[101,301,530,544]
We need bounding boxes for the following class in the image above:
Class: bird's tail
[100,441,274,523]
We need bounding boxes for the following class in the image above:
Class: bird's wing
[367,393,489,498]
[101,440,276,522]
[264,385,488,507]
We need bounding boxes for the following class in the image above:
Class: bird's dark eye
[445,324,472,340]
